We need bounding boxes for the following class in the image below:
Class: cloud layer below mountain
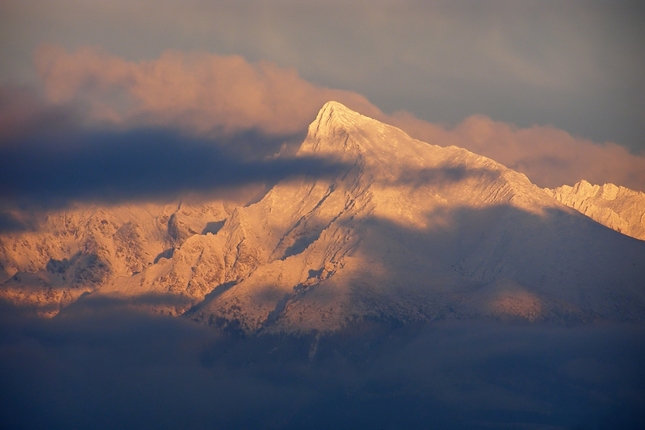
[1,301,643,429]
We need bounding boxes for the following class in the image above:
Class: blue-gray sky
[1,0,645,195]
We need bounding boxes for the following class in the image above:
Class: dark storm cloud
[1,300,644,429]
[0,127,347,210]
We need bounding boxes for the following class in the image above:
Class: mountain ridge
[1,101,644,332]
[545,179,645,240]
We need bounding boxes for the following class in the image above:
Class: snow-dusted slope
[0,201,232,315]
[2,101,645,331]
[545,180,645,240]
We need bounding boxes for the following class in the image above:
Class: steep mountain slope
[545,180,645,240]
[184,102,645,333]
[2,101,645,332]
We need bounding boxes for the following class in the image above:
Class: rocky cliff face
[545,180,645,241]
[2,102,645,331]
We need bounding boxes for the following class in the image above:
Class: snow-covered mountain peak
[313,100,367,131]
[3,102,645,332]
[300,101,388,158]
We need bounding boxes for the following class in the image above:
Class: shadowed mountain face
[1,101,645,332]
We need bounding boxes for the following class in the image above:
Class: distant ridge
[545,180,645,240]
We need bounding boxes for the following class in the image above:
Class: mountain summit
[2,102,645,332]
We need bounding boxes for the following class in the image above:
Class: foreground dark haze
[1,300,644,430]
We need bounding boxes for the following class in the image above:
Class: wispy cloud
[2,44,644,218]
[34,45,380,136]
[3,2,644,152]
[0,86,79,143]
[389,111,645,191]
